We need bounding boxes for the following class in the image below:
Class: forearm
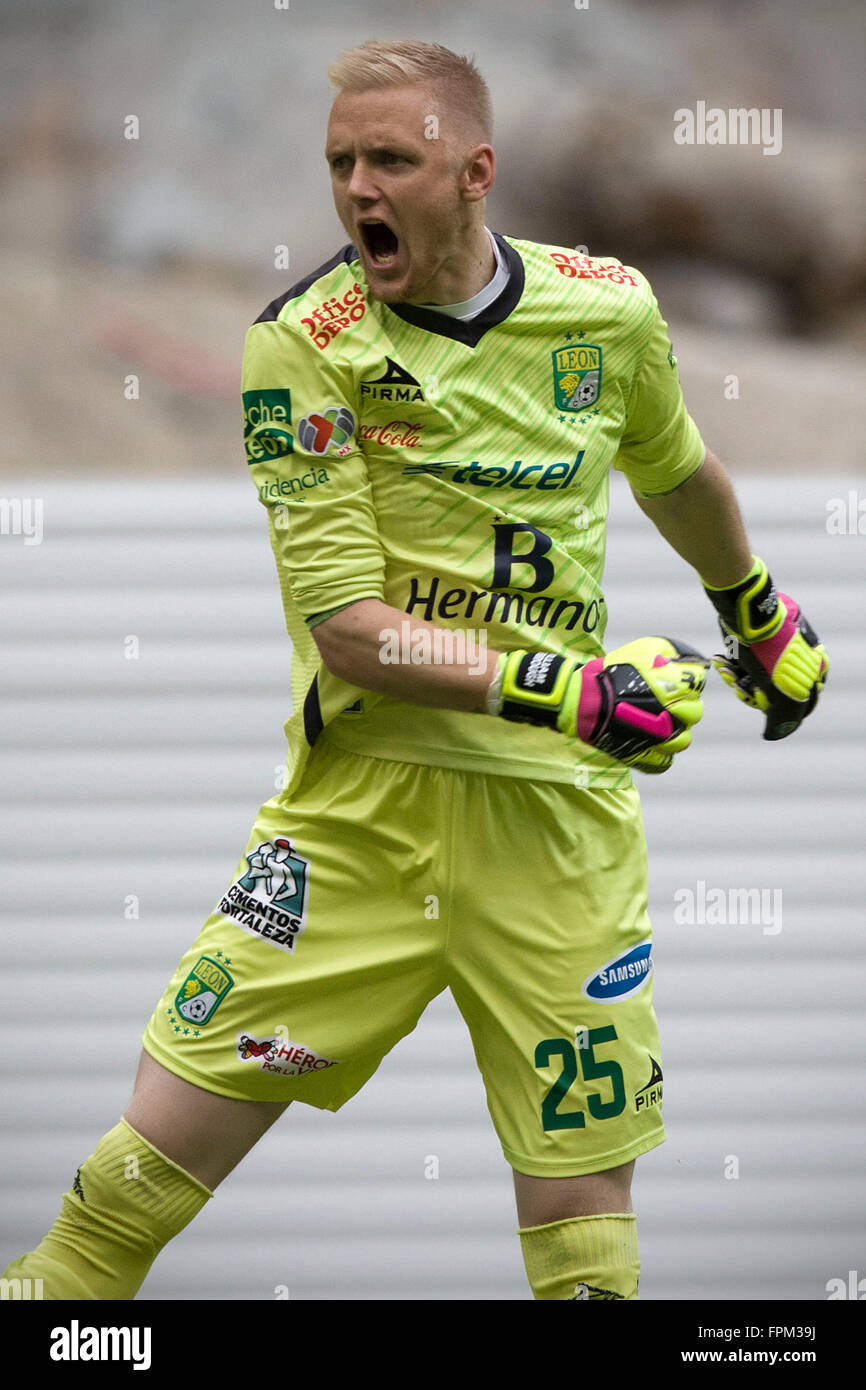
[313,600,708,772]
[632,448,753,587]
[312,598,501,710]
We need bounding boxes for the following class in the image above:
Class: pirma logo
[360,357,425,403]
[581,941,653,1002]
[634,1055,663,1112]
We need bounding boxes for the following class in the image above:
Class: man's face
[326,85,478,303]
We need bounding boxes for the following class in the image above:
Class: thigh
[124,1050,289,1190]
[449,777,665,1178]
[141,740,449,1111]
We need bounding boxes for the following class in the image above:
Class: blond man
[5,40,826,1302]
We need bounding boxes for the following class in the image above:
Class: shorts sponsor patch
[581,940,653,1002]
[174,955,234,1026]
[220,839,310,954]
[237,1033,338,1078]
[634,1055,663,1112]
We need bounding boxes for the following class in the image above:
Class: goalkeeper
[3,39,827,1303]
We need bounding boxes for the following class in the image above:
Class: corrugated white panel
[1,472,864,1301]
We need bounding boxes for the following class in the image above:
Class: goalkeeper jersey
[241,233,706,793]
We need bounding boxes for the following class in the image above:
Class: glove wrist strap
[492,650,582,730]
[702,554,785,643]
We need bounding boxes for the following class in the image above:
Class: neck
[420,220,497,305]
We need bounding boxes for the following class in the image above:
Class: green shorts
[142,737,665,1177]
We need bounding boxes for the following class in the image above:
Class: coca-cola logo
[359,420,424,448]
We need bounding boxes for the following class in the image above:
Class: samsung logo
[581,942,653,1002]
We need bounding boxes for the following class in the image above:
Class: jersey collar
[382,233,525,347]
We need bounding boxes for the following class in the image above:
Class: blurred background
[2,0,865,474]
[1,0,864,1301]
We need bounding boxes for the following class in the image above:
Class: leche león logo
[174,956,234,1026]
[242,389,294,464]
[552,343,602,411]
[219,839,310,954]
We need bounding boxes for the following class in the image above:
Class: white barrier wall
[1,473,863,1299]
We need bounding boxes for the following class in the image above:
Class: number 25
[535,1026,625,1131]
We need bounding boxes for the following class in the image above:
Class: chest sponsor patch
[359,419,424,447]
[401,453,584,490]
[360,357,426,403]
[301,283,366,350]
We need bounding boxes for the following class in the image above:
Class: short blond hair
[327,39,493,145]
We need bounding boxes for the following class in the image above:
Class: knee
[513,1161,634,1228]
[513,1163,639,1300]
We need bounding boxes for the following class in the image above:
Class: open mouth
[360,219,399,267]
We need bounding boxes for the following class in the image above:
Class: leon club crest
[552,343,602,411]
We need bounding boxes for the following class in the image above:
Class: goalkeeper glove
[490,636,708,774]
[704,556,828,741]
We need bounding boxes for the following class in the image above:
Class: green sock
[519,1213,640,1300]
[2,1119,212,1300]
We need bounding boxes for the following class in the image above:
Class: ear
[460,144,496,203]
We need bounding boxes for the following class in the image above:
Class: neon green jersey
[241,234,706,792]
